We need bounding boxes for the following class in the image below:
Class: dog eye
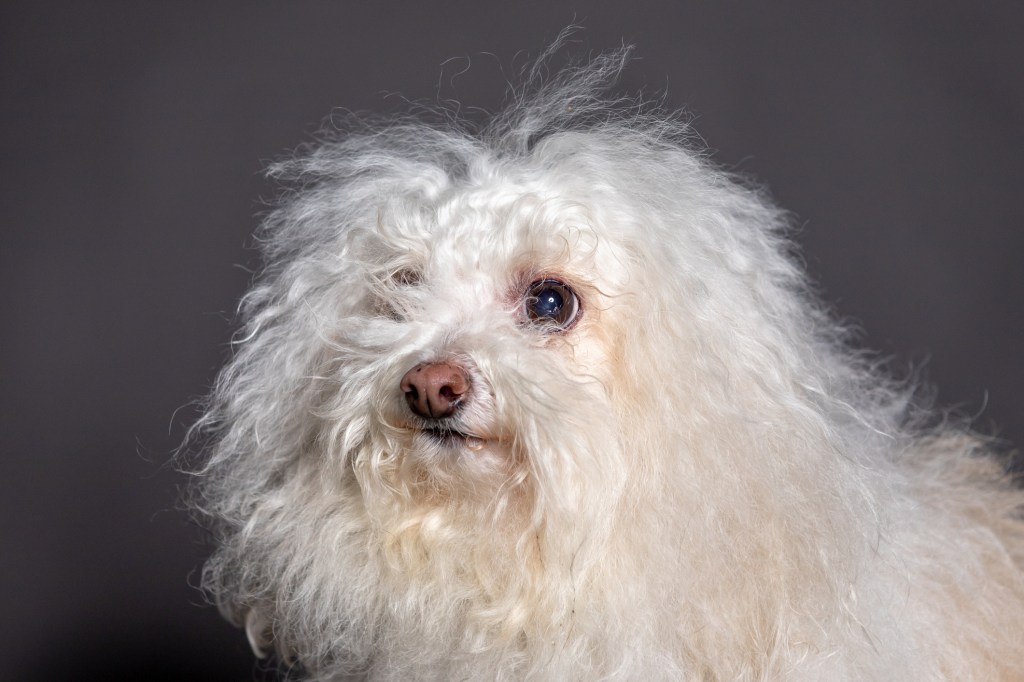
[390,268,422,287]
[523,279,580,330]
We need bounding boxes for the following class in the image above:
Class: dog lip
[416,425,489,450]
[422,426,477,441]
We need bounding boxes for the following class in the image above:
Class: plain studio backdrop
[2,2,1021,680]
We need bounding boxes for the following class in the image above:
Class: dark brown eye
[374,267,422,320]
[390,268,421,287]
[523,279,580,330]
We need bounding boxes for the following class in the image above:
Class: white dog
[190,49,1024,680]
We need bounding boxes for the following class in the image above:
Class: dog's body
[191,52,1024,680]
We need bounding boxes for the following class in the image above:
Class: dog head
[191,50,865,675]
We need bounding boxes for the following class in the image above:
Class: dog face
[330,170,640,508]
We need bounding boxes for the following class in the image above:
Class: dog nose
[400,361,470,419]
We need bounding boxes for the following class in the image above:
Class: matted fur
[187,46,1024,680]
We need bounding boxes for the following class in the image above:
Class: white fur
[188,47,1024,680]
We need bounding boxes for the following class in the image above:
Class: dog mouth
[420,426,488,451]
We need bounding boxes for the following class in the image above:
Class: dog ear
[244,607,294,661]
[244,607,274,658]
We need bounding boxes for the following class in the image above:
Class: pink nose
[400,361,470,419]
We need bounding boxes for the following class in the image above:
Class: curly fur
[187,45,1024,680]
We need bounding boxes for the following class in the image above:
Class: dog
[189,48,1024,680]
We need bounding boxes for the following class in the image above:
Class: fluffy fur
[188,47,1024,680]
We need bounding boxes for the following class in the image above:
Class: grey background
[2,2,1021,680]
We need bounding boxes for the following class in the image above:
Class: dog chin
[389,416,515,488]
